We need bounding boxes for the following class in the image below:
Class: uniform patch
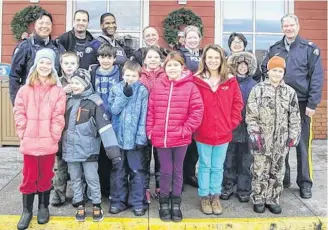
[308,41,313,46]
[103,113,109,121]
[85,47,93,54]
[313,49,319,56]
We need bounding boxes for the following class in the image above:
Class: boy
[221,51,257,203]
[246,56,301,214]
[109,61,148,216]
[62,69,121,222]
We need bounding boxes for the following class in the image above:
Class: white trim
[288,0,294,14]
[141,0,150,47]
[99,124,112,134]
[214,0,221,45]
[0,0,3,62]
[66,0,73,31]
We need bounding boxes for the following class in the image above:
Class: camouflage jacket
[245,80,301,152]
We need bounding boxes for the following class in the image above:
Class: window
[70,0,147,49]
[218,0,293,63]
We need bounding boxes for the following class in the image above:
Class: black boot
[159,195,171,222]
[37,190,50,224]
[17,193,35,230]
[171,196,182,222]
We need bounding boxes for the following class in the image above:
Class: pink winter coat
[13,83,66,156]
[140,67,166,93]
[146,71,204,148]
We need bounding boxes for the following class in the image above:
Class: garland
[163,8,203,46]
[11,5,47,40]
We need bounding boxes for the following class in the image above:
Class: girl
[14,48,66,230]
[193,45,243,215]
[147,52,204,222]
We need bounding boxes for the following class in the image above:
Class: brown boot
[211,195,223,215]
[200,196,212,215]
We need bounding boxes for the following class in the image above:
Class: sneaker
[237,194,250,203]
[133,208,146,216]
[220,188,233,200]
[253,204,265,213]
[75,205,86,222]
[93,205,104,222]
[200,196,212,215]
[265,204,282,214]
[211,195,223,215]
[146,189,151,204]
[300,187,312,199]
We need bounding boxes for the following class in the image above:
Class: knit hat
[227,51,257,76]
[71,68,91,89]
[25,48,61,86]
[267,56,286,70]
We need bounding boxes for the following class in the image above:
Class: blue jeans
[196,141,229,197]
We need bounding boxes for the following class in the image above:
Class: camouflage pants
[53,156,69,199]
[250,148,288,205]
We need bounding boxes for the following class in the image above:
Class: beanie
[71,68,91,89]
[267,56,286,70]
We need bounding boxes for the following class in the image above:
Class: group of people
[8,9,323,230]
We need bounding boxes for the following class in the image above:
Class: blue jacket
[109,81,149,150]
[178,48,202,73]
[261,35,324,110]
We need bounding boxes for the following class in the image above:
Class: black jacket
[130,47,170,66]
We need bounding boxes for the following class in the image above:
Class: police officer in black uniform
[261,13,324,199]
[9,11,65,104]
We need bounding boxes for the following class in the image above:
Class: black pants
[98,143,112,197]
[183,139,198,181]
[284,101,313,189]
[222,142,253,195]
[144,143,160,189]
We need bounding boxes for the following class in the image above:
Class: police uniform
[261,35,324,191]
[130,47,169,66]
[178,47,202,73]
[9,35,65,105]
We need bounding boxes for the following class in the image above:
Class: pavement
[0,140,327,229]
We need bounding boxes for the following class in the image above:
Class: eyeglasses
[232,40,243,45]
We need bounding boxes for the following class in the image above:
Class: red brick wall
[1,1,66,63]
[295,1,327,139]
[149,0,215,48]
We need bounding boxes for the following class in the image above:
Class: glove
[112,156,122,165]
[286,138,296,147]
[249,133,264,151]
[135,144,145,150]
[123,82,133,97]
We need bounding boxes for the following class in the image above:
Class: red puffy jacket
[146,72,204,148]
[140,67,166,93]
[193,75,243,145]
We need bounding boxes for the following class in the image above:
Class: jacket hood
[193,74,235,90]
[161,70,193,87]
[141,67,165,79]
[227,51,257,76]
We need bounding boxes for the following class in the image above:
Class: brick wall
[295,1,327,139]
[149,0,215,48]
[1,1,66,63]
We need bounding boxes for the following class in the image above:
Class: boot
[51,189,66,207]
[158,195,171,222]
[17,193,35,230]
[171,196,182,222]
[211,194,223,215]
[200,196,212,215]
[37,190,50,224]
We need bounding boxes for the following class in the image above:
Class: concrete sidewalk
[0,140,327,229]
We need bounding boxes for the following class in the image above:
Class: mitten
[123,82,133,97]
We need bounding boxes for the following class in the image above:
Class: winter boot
[158,195,171,222]
[51,189,66,207]
[171,196,183,222]
[200,196,212,215]
[211,194,223,215]
[37,190,51,224]
[17,193,35,230]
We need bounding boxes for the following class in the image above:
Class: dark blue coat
[178,48,203,73]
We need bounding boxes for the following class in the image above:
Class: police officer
[261,13,324,199]
[58,10,100,70]
[9,11,65,105]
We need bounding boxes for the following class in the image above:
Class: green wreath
[11,5,47,40]
[163,8,203,46]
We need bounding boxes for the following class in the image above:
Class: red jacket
[13,83,66,156]
[140,67,166,93]
[193,75,243,145]
[146,72,204,148]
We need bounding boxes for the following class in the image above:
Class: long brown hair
[28,69,57,86]
[195,44,230,83]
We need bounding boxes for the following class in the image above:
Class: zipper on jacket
[273,87,278,152]
[164,82,174,148]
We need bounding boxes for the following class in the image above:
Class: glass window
[108,1,141,31]
[75,1,107,30]
[223,1,253,32]
[255,35,282,61]
[255,1,284,33]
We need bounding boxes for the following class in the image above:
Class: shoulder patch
[313,48,320,56]
[95,99,103,106]
[308,41,313,46]
[103,113,109,121]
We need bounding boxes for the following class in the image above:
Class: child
[246,56,301,214]
[147,52,204,222]
[221,51,258,203]
[140,46,166,202]
[193,45,243,215]
[109,61,149,216]
[51,51,79,207]
[14,48,66,230]
[62,69,121,222]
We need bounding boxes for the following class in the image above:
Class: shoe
[283,182,291,188]
[146,189,151,204]
[300,187,312,199]
[211,195,223,215]
[75,205,86,222]
[133,208,146,216]
[253,204,265,213]
[159,195,171,222]
[109,206,122,214]
[51,190,65,207]
[37,190,51,224]
[237,194,250,203]
[92,205,104,222]
[184,176,198,188]
[200,196,212,215]
[17,193,35,230]
[171,196,183,222]
[220,188,233,200]
[265,204,282,214]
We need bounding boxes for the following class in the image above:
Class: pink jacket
[13,83,66,156]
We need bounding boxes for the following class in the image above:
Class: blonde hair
[28,69,58,86]
[60,51,80,65]
[195,44,230,83]
[184,25,202,39]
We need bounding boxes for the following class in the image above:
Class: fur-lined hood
[227,51,257,76]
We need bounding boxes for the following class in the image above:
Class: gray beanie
[25,48,61,86]
[71,68,91,89]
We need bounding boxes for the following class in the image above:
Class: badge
[313,49,319,56]
[308,41,313,46]
[85,47,93,54]
[103,113,109,121]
